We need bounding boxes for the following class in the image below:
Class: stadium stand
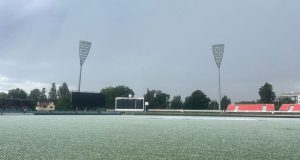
[227,104,275,112]
[279,104,300,112]
[294,105,300,111]
[279,104,290,111]
[227,105,235,111]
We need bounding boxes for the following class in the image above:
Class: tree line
[100,86,231,110]
[0,82,71,110]
[0,82,292,110]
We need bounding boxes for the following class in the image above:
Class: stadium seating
[294,105,300,111]
[226,104,235,111]
[279,104,290,111]
[226,104,275,112]
[279,104,300,112]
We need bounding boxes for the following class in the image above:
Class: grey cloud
[0,0,300,102]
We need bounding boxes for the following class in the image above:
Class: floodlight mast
[78,40,92,92]
[212,44,224,111]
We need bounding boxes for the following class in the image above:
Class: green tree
[28,89,41,102]
[170,95,183,109]
[221,96,231,110]
[100,86,114,109]
[57,82,71,110]
[100,85,135,109]
[208,100,219,110]
[40,88,47,101]
[28,89,42,110]
[184,90,211,110]
[0,92,8,99]
[144,90,170,109]
[48,83,57,103]
[259,83,276,103]
[8,88,27,99]
[279,97,294,104]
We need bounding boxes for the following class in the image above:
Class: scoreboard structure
[71,92,106,111]
[115,97,145,111]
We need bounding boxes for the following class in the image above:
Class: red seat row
[294,105,300,111]
[279,104,300,112]
[279,104,290,111]
[227,104,275,112]
[227,105,235,111]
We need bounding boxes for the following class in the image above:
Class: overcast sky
[0,0,300,102]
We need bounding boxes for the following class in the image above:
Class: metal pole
[78,64,83,92]
[219,67,221,110]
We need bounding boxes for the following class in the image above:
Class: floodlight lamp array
[79,40,92,65]
[212,44,224,69]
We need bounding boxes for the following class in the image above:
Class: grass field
[0,115,299,160]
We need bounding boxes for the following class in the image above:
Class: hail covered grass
[0,115,300,160]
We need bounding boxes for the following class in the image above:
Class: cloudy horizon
[1,0,300,102]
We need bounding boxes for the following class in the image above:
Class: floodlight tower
[78,40,92,92]
[212,44,224,110]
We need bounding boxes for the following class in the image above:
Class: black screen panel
[71,92,105,110]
